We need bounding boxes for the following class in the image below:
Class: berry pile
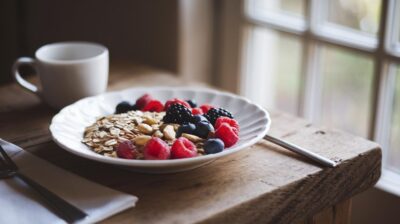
[205,108,234,125]
[163,104,193,124]
[100,93,240,160]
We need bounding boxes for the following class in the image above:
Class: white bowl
[50,87,271,173]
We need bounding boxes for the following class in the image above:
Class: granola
[82,94,239,160]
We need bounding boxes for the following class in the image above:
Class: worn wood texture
[298,199,351,224]
[0,63,381,223]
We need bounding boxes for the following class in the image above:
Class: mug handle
[12,57,40,96]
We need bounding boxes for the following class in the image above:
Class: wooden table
[0,63,381,224]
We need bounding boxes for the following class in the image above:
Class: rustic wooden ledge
[0,63,381,224]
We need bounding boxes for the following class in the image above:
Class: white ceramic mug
[12,42,109,109]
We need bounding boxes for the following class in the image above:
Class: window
[236,0,400,195]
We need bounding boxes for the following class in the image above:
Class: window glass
[242,26,302,114]
[387,66,400,174]
[252,0,305,17]
[319,46,374,137]
[326,0,381,35]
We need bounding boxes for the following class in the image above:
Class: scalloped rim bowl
[50,87,271,173]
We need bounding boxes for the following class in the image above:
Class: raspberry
[171,137,197,159]
[165,98,191,110]
[191,108,203,115]
[163,104,193,124]
[215,123,239,148]
[116,141,136,159]
[206,108,234,125]
[142,100,164,112]
[143,137,171,160]
[200,104,213,114]
[215,117,239,133]
[135,94,153,109]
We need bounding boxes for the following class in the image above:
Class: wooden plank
[21,125,379,224]
[300,199,351,224]
[333,199,352,224]
[0,63,381,223]
[311,207,334,224]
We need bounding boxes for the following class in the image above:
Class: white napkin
[0,139,138,224]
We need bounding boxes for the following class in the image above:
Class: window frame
[217,0,400,196]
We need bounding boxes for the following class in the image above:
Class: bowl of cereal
[50,87,270,173]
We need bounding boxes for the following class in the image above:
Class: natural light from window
[242,0,400,195]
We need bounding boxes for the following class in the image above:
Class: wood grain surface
[0,63,381,223]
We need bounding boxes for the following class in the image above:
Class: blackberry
[206,108,233,125]
[163,103,193,124]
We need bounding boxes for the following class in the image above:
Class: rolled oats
[104,139,118,146]
[83,111,169,158]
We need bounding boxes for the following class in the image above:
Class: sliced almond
[137,123,153,134]
[182,133,204,143]
[153,130,163,138]
[143,116,158,125]
[134,135,152,146]
[163,125,176,140]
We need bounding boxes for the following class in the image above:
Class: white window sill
[375,169,400,197]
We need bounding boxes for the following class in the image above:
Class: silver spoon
[263,134,337,168]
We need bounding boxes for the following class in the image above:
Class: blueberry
[176,123,196,137]
[191,115,208,124]
[115,101,132,114]
[194,120,214,138]
[204,138,224,154]
[186,99,197,108]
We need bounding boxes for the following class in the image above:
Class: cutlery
[263,134,337,168]
[0,145,87,223]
